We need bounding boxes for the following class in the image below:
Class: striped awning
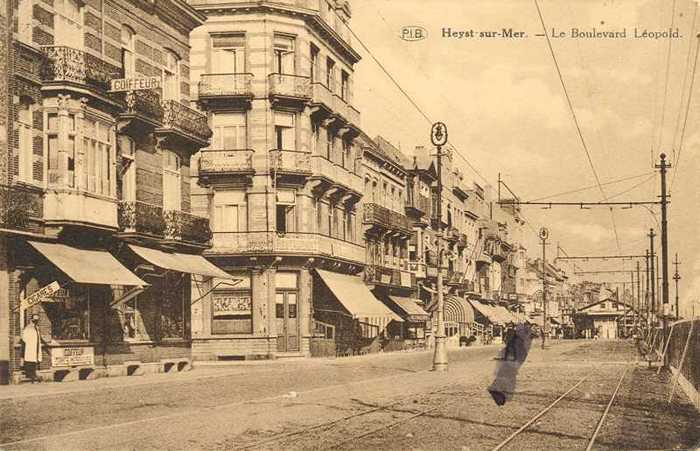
[444,296,475,324]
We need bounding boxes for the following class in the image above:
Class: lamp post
[539,227,549,349]
[673,253,681,320]
[431,122,448,372]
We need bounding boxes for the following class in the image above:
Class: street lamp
[431,122,448,372]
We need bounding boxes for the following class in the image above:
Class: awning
[493,305,518,324]
[444,295,475,324]
[468,300,503,325]
[29,241,146,286]
[128,245,231,279]
[389,296,430,322]
[316,269,401,321]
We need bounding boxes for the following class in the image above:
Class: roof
[373,135,411,168]
[29,241,146,286]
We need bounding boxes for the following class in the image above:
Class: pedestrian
[20,314,47,383]
[504,322,517,361]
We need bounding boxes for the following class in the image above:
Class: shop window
[17,102,35,184]
[212,113,246,149]
[46,285,90,341]
[212,273,252,334]
[160,273,187,339]
[211,33,245,74]
[163,150,182,211]
[273,34,295,74]
[117,296,149,341]
[274,112,295,150]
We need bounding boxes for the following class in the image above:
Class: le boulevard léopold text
[549,27,681,39]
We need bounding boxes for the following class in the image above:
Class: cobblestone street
[1,340,698,450]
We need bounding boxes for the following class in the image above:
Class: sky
[348,0,700,317]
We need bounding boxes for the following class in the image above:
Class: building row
[0,0,545,384]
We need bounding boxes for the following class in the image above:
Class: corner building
[1,0,219,384]
[189,0,366,358]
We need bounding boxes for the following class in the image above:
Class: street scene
[1,0,700,449]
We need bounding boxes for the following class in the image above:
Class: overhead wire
[656,0,678,155]
[671,1,698,163]
[529,171,654,202]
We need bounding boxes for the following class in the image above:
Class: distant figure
[488,322,533,406]
[504,323,517,361]
[20,314,47,383]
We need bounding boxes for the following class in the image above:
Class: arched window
[121,26,135,78]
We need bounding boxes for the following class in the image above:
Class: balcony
[210,231,364,264]
[199,149,255,178]
[365,264,415,289]
[406,193,431,217]
[363,203,412,235]
[163,209,212,246]
[333,164,363,194]
[159,100,212,148]
[41,46,122,95]
[310,82,334,116]
[198,73,253,103]
[118,201,166,238]
[118,89,164,130]
[268,74,311,105]
[269,150,312,177]
[43,189,118,229]
[0,184,43,233]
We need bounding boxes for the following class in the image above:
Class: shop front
[313,269,401,356]
[383,295,430,350]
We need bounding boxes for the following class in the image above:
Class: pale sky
[350,0,700,317]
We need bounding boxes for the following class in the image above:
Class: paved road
[0,340,698,450]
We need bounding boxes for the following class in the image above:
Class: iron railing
[198,73,254,98]
[118,200,166,237]
[0,184,43,231]
[123,90,164,125]
[200,149,255,175]
[268,73,311,100]
[269,149,312,174]
[42,46,122,92]
[164,209,212,245]
[161,100,213,143]
[363,203,411,233]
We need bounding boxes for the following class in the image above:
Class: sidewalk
[0,343,504,401]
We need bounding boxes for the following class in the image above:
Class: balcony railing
[198,73,253,99]
[122,89,164,125]
[332,94,349,121]
[347,104,360,126]
[161,100,213,144]
[268,74,311,100]
[42,46,122,93]
[199,149,255,176]
[164,209,212,245]
[333,164,362,193]
[310,82,334,111]
[0,184,43,231]
[211,231,364,263]
[363,203,412,234]
[364,264,414,289]
[118,200,166,237]
[269,149,312,175]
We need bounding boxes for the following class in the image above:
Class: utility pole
[656,153,671,341]
[649,229,656,323]
[673,253,681,320]
[636,261,641,330]
[431,122,448,372]
[645,249,650,322]
[539,227,549,349]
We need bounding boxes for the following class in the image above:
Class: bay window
[83,117,113,196]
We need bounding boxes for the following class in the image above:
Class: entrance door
[276,291,299,352]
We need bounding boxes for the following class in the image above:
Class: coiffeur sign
[109,77,161,92]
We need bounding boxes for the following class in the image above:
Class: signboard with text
[212,292,252,316]
[109,77,161,92]
[19,281,60,311]
[51,346,95,367]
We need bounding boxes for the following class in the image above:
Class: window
[83,117,113,196]
[118,296,147,341]
[118,135,136,202]
[45,285,90,340]
[54,0,83,48]
[341,70,349,100]
[212,113,246,149]
[311,122,319,155]
[17,102,34,183]
[343,140,352,170]
[214,191,247,233]
[163,150,181,211]
[160,272,187,339]
[274,112,295,150]
[310,44,320,82]
[46,112,76,188]
[316,199,325,234]
[326,58,335,91]
[326,128,333,159]
[211,33,245,73]
[212,273,252,334]
[163,51,180,102]
[273,35,295,74]
[121,26,135,78]
[276,190,296,233]
[17,0,32,42]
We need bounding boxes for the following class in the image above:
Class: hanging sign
[109,77,161,92]
[430,122,448,147]
[18,281,61,311]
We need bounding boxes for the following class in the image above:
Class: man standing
[21,314,46,383]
